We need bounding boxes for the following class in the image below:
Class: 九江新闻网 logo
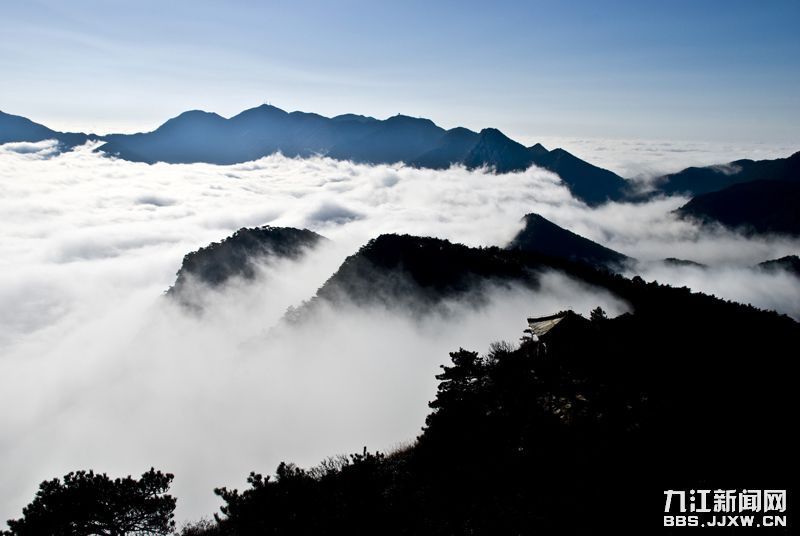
[663,489,787,528]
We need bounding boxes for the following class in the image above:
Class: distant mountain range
[0,110,90,147]
[97,106,632,206]
[0,106,630,206]
[656,152,800,236]
[2,106,798,215]
[676,180,800,236]
[655,151,800,197]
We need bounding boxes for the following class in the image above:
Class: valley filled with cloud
[1,141,798,523]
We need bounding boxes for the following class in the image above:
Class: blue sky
[1,0,798,144]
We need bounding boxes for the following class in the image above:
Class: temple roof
[526,311,573,337]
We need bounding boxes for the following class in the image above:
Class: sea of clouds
[0,140,798,525]
[529,135,799,182]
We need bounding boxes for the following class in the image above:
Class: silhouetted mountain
[2,105,632,205]
[507,213,631,270]
[286,231,632,325]
[328,115,446,164]
[462,128,535,173]
[95,105,629,205]
[416,128,628,205]
[529,147,629,205]
[654,150,800,197]
[291,229,800,325]
[167,226,325,305]
[676,179,800,236]
[758,255,800,277]
[297,234,542,316]
[528,142,549,158]
[409,127,480,169]
[0,110,90,148]
[331,113,378,123]
[281,232,646,324]
[103,110,233,164]
[192,276,798,535]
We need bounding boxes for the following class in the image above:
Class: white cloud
[0,139,60,158]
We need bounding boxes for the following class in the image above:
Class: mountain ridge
[0,105,627,206]
[166,226,326,308]
[0,110,93,148]
[3,106,798,208]
[676,179,800,236]
[507,213,631,269]
[653,150,800,197]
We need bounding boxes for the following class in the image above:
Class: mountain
[758,255,800,277]
[676,179,800,236]
[287,231,643,325]
[529,147,629,205]
[168,222,635,320]
[409,127,480,169]
[2,105,631,205]
[507,213,631,270]
[99,107,456,166]
[328,115,447,164]
[299,234,542,316]
[653,150,800,197]
[0,110,91,148]
[461,128,536,173]
[102,110,234,164]
[166,226,325,305]
[413,127,628,204]
[290,228,800,324]
[284,232,645,323]
[95,105,628,205]
[331,113,378,123]
[7,107,800,208]
[193,253,799,535]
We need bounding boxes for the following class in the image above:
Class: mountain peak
[153,110,227,136]
[167,226,326,307]
[385,114,437,127]
[528,142,549,156]
[757,255,800,276]
[0,109,88,146]
[175,109,224,119]
[229,104,289,122]
[676,179,800,236]
[478,127,510,139]
[331,113,377,123]
[244,103,288,114]
[461,128,533,173]
[508,212,631,269]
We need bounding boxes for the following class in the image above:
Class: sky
[1,0,799,145]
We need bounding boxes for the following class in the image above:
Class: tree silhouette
[2,468,175,536]
[589,306,607,322]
